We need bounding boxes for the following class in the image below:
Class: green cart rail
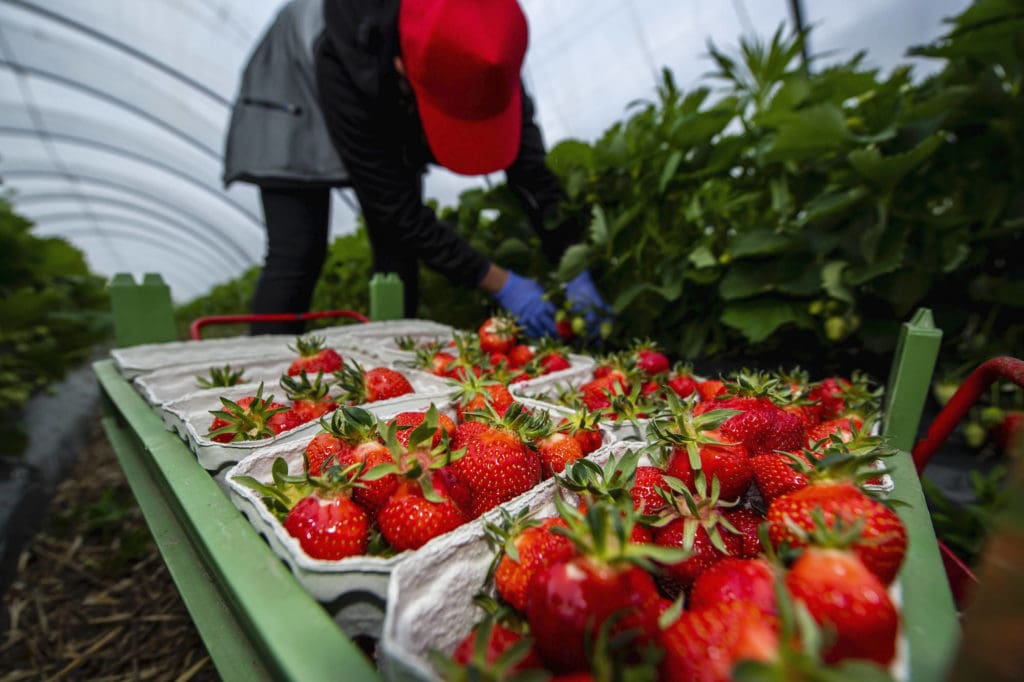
[96,274,958,681]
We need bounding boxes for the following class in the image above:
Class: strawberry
[633,342,670,377]
[696,378,726,401]
[652,474,744,590]
[287,335,343,376]
[648,407,752,502]
[446,619,544,675]
[377,481,466,551]
[665,442,753,502]
[579,373,628,411]
[388,410,456,448]
[283,490,369,560]
[478,315,519,353]
[313,406,396,508]
[452,373,514,422]
[485,512,575,612]
[506,344,534,369]
[786,544,899,665]
[536,431,584,478]
[279,370,336,423]
[449,405,542,517]
[667,370,697,399]
[725,506,765,558]
[207,383,291,443]
[524,501,676,674]
[540,351,571,374]
[721,403,807,457]
[414,343,459,378]
[751,453,810,504]
[807,416,865,445]
[689,557,777,615]
[631,465,668,515]
[557,408,604,455]
[767,471,907,584]
[334,360,414,404]
[196,364,246,389]
[660,600,778,682]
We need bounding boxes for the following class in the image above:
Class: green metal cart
[95,275,959,682]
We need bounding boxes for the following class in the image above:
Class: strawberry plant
[0,198,110,454]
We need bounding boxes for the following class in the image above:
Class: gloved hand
[565,270,613,336]
[493,270,558,338]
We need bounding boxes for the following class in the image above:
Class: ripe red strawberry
[696,378,726,401]
[786,546,899,665]
[415,344,459,378]
[665,442,753,502]
[523,503,669,674]
[388,410,456,448]
[540,351,571,374]
[280,370,337,423]
[309,406,397,507]
[555,407,604,455]
[725,506,765,558]
[579,373,628,411]
[654,516,742,590]
[667,372,697,399]
[751,453,810,504]
[452,374,514,422]
[377,481,467,551]
[283,491,368,560]
[767,481,907,584]
[207,384,291,443]
[630,465,668,514]
[450,412,541,517]
[488,516,576,612]
[507,344,534,369]
[449,619,544,673]
[305,432,344,477]
[806,376,851,422]
[634,344,670,376]
[287,335,343,376]
[807,416,865,444]
[334,360,414,404]
[535,431,584,478]
[720,403,807,457]
[660,600,778,682]
[478,315,519,353]
[268,408,304,435]
[689,557,777,615]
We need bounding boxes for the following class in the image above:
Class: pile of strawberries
[435,370,908,681]
[234,383,606,560]
[401,315,573,385]
[204,335,415,444]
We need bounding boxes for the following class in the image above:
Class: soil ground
[0,425,217,682]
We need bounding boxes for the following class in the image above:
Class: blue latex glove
[565,270,613,336]
[494,270,558,338]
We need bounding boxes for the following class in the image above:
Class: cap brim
[415,87,522,176]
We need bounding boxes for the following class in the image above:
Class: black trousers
[250,186,419,335]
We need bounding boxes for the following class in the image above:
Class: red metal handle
[912,356,1024,474]
[189,310,369,340]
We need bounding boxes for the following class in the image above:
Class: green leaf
[762,104,853,161]
[728,230,799,259]
[718,257,815,300]
[658,150,683,193]
[588,205,609,245]
[821,261,853,303]
[557,243,591,282]
[720,299,810,343]
[847,133,944,190]
[688,245,717,269]
[492,237,531,261]
[796,187,870,227]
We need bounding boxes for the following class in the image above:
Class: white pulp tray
[323,319,459,363]
[160,368,454,472]
[224,395,460,637]
[379,443,624,682]
[111,334,294,379]
[379,439,908,682]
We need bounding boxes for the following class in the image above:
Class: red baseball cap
[399,0,528,175]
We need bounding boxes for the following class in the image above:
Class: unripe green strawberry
[963,421,987,448]
[932,380,959,406]
[980,406,1005,428]
[571,316,586,336]
[824,316,848,342]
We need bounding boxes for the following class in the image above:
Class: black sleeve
[504,91,584,266]
[315,40,491,288]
